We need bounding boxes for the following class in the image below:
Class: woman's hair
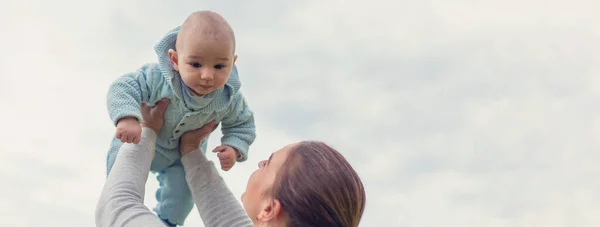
[271,141,366,227]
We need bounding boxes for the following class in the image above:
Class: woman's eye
[191,63,201,68]
[214,64,225,69]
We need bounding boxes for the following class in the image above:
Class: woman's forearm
[181,149,253,227]
[95,128,166,227]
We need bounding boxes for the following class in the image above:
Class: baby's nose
[200,70,214,80]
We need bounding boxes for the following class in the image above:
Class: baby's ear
[233,54,238,64]
[168,49,179,71]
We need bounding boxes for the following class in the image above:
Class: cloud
[0,0,599,226]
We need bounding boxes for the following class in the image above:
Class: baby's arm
[107,67,155,143]
[220,93,256,162]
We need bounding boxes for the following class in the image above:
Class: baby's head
[168,11,237,96]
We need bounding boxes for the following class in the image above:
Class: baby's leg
[200,134,209,153]
[154,161,194,226]
[105,138,123,175]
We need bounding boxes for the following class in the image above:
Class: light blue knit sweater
[106,26,255,171]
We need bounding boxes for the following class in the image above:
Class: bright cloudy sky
[1,0,599,226]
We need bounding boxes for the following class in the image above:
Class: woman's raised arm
[179,125,253,227]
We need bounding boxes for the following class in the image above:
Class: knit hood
[154,26,242,112]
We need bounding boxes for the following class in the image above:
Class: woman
[95,99,366,227]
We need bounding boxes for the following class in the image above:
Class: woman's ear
[168,49,179,71]
[257,199,282,223]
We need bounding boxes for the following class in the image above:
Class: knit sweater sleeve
[181,148,253,227]
[106,69,153,125]
[95,128,167,227]
[220,92,256,162]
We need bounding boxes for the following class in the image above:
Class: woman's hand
[140,99,170,133]
[180,121,219,156]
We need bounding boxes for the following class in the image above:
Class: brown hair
[271,141,366,227]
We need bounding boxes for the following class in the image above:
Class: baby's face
[175,35,236,96]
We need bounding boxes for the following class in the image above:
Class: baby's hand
[116,117,142,144]
[212,145,241,171]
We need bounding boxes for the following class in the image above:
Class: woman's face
[241,143,295,220]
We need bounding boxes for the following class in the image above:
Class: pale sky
[1,0,599,226]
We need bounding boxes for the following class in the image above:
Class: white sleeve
[95,128,166,227]
[181,149,253,227]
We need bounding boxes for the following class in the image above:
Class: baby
[105,11,256,226]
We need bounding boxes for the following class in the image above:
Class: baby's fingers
[220,157,235,171]
[217,150,232,160]
[127,133,138,144]
[132,135,140,144]
[221,162,233,171]
[120,135,129,143]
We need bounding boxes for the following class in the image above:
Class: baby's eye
[190,63,202,68]
[214,64,226,70]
